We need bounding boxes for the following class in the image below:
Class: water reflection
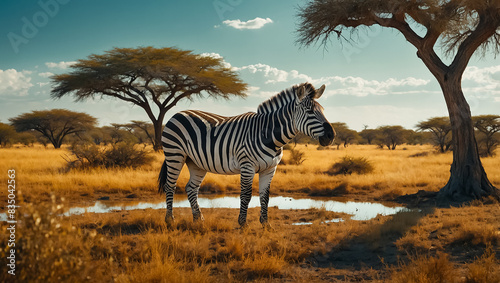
[63,195,404,221]
[0,196,405,223]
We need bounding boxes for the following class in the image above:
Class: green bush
[326,156,374,176]
[67,142,153,169]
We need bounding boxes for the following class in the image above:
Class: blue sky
[1,0,499,131]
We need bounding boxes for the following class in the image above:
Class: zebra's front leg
[238,166,255,227]
[186,161,207,222]
[258,167,277,229]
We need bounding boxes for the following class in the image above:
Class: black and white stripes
[158,82,335,227]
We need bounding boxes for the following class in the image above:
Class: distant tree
[15,132,37,147]
[105,124,138,144]
[416,117,452,153]
[119,120,155,145]
[0,122,16,147]
[406,129,428,145]
[377,125,408,150]
[473,115,500,157]
[290,132,316,145]
[296,0,500,201]
[9,109,97,149]
[87,127,106,145]
[360,128,379,145]
[331,122,359,148]
[51,46,248,151]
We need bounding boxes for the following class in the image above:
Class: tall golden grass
[1,144,499,281]
[1,196,498,282]
[1,144,499,204]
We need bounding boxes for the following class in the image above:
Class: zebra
[158,82,335,227]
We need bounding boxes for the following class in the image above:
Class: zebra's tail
[158,161,168,194]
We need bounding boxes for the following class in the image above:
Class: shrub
[325,156,374,175]
[0,196,106,282]
[466,246,500,283]
[67,142,154,169]
[287,147,306,165]
[390,253,457,283]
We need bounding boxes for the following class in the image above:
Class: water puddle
[0,196,406,223]
[68,195,404,221]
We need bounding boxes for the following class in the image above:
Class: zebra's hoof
[193,214,204,222]
[165,214,174,225]
[238,219,247,229]
[261,221,274,231]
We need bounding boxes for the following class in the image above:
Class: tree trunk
[438,76,498,201]
[152,111,167,152]
[153,121,163,152]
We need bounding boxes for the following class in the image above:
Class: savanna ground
[1,144,499,282]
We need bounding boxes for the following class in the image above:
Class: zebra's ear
[312,84,325,99]
[296,85,307,101]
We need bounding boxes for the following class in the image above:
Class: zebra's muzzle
[319,122,335,146]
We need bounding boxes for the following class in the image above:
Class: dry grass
[4,143,500,205]
[396,203,500,254]
[1,196,499,282]
[389,252,458,283]
[1,144,500,282]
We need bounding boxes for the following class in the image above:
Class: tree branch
[450,13,500,77]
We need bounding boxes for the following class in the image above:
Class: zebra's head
[294,83,335,146]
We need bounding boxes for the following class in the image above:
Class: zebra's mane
[257,82,317,114]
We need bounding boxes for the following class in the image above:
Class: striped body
[159,83,335,226]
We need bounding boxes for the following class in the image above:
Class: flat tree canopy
[416,117,452,153]
[296,0,500,201]
[51,47,248,151]
[473,115,500,157]
[9,109,97,149]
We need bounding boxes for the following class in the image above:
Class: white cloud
[234,63,429,96]
[198,52,232,68]
[234,63,290,84]
[323,76,430,97]
[222,17,273,30]
[0,69,33,96]
[462,65,500,98]
[38,72,54,78]
[45,61,77,69]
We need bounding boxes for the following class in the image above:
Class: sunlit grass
[1,144,499,204]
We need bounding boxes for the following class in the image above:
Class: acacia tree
[120,121,155,145]
[416,117,452,153]
[51,47,248,151]
[9,109,97,148]
[473,115,500,157]
[360,128,378,144]
[0,123,17,147]
[377,125,408,150]
[297,0,500,201]
[331,122,360,148]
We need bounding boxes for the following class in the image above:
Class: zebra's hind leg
[258,167,277,229]
[161,158,185,225]
[238,165,256,227]
[186,161,207,222]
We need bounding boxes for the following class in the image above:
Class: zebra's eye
[306,108,315,114]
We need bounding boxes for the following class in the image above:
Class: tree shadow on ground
[306,192,439,280]
[306,190,500,281]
